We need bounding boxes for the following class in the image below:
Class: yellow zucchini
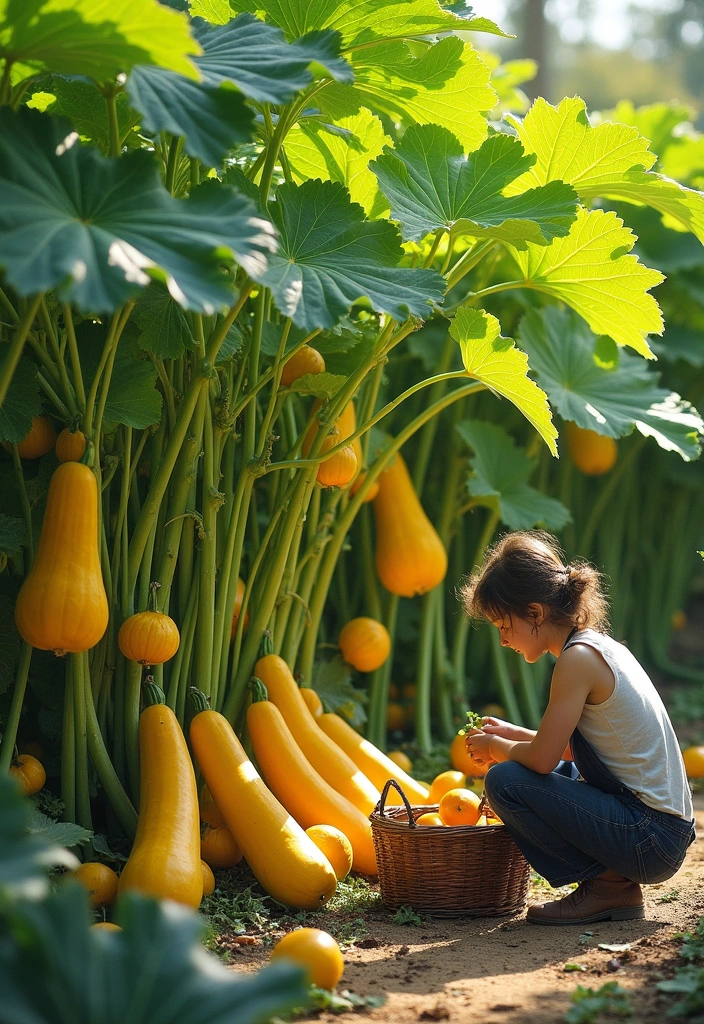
[189,690,337,909]
[247,680,377,875]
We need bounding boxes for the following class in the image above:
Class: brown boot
[526,875,644,926]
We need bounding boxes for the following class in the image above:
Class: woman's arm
[468,647,596,773]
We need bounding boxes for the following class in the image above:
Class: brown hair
[459,530,609,632]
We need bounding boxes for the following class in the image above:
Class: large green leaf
[319,37,496,153]
[504,207,664,359]
[132,287,194,359]
[261,179,445,330]
[599,100,693,163]
[0,108,277,314]
[126,64,254,167]
[456,419,571,530]
[193,14,353,103]
[0,886,309,1024]
[0,355,41,443]
[285,108,391,216]
[371,124,577,244]
[102,355,163,429]
[448,307,557,455]
[518,307,703,461]
[505,97,704,245]
[0,0,200,82]
[228,0,506,46]
[0,773,77,896]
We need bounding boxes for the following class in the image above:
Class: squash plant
[0,0,702,836]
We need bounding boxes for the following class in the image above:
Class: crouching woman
[462,530,695,926]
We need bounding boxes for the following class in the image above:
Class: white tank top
[565,629,693,821]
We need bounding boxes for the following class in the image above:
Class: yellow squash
[55,428,87,463]
[318,710,431,806]
[565,422,617,475]
[247,680,377,875]
[15,462,108,655]
[255,652,380,817]
[189,691,337,909]
[118,610,180,666]
[373,452,447,597]
[118,683,202,908]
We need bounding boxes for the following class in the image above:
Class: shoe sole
[526,905,645,926]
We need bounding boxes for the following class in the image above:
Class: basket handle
[375,779,417,827]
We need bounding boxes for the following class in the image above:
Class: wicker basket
[370,779,530,918]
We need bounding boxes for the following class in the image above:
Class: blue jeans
[484,731,696,887]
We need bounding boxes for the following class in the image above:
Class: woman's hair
[459,530,609,632]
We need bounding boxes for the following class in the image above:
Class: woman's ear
[527,602,546,626]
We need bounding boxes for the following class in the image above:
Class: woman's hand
[465,729,496,768]
[481,717,537,743]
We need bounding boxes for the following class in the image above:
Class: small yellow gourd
[118,611,180,666]
[281,345,326,387]
[55,428,87,463]
[565,422,617,475]
[338,617,390,672]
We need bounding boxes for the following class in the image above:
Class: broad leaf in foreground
[193,14,353,104]
[132,287,194,359]
[518,307,703,461]
[504,207,664,358]
[285,108,391,216]
[0,886,309,1024]
[457,419,571,530]
[448,307,557,455]
[506,97,704,244]
[261,179,445,330]
[0,109,277,313]
[0,774,77,896]
[1,0,200,82]
[371,124,577,244]
[228,0,506,46]
[319,37,497,153]
[127,64,254,167]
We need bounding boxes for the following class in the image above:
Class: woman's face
[491,612,547,663]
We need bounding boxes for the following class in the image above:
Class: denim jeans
[484,730,696,887]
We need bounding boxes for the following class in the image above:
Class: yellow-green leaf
[285,109,391,216]
[448,307,557,455]
[504,207,664,359]
[319,37,496,153]
[506,96,704,245]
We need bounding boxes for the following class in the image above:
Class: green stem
[93,303,134,444]
[445,240,496,291]
[105,91,121,157]
[62,305,86,409]
[490,628,523,725]
[83,650,138,836]
[165,136,183,194]
[126,285,251,599]
[0,643,33,773]
[72,654,93,831]
[196,388,219,701]
[366,595,399,750]
[443,280,526,316]
[415,589,439,753]
[61,663,76,825]
[124,660,143,803]
[166,574,199,713]
[0,294,43,409]
[10,444,34,564]
[579,435,646,555]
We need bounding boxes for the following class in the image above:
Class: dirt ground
[226,794,704,1023]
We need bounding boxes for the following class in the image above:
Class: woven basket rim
[370,802,505,837]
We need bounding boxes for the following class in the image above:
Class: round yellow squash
[565,422,617,475]
[118,610,180,666]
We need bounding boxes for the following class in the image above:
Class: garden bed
[206,796,704,1022]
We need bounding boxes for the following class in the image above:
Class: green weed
[326,874,382,914]
[657,916,704,1017]
[658,888,681,904]
[391,905,422,926]
[565,982,632,1022]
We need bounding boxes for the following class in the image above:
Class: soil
[223,794,704,1023]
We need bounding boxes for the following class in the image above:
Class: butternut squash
[373,452,447,597]
[247,679,377,875]
[15,462,109,655]
[118,682,202,908]
[255,652,380,817]
[189,690,337,909]
[318,711,432,806]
